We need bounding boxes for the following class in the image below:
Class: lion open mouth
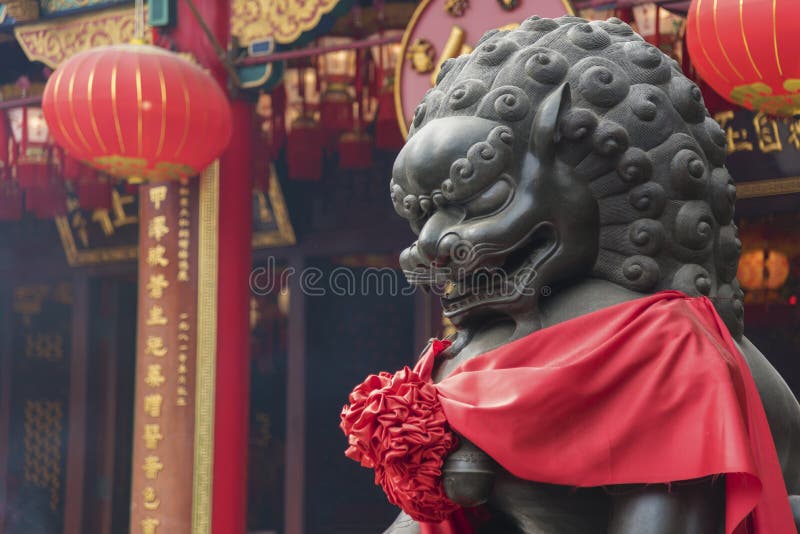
[440,227,556,318]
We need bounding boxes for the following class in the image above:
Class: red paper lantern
[687,0,800,116]
[320,85,354,147]
[42,44,232,182]
[76,172,111,211]
[60,151,82,180]
[0,181,22,221]
[318,37,356,146]
[7,106,52,189]
[15,148,52,189]
[25,181,67,219]
[76,182,112,211]
[286,116,323,181]
[375,85,404,151]
[0,113,11,178]
[55,151,113,211]
[339,130,373,170]
[267,84,287,161]
[56,149,110,211]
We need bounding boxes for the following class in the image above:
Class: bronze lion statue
[367,15,800,533]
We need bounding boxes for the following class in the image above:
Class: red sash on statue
[342,292,795,534]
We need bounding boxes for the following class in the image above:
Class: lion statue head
[390,15,743,340]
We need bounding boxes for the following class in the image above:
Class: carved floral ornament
[13,5,151,69]
[444,0,469,17]
[230,0,343,47]
[406,39,436,74]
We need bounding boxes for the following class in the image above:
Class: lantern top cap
[61,43,200,66]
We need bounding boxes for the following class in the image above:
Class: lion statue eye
[464,180,513,219]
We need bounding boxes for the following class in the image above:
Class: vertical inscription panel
[130,181,199,534]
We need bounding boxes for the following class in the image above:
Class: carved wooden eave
[231,0,344,47]
[13,5,151,69]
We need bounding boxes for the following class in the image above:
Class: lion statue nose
[416,208,466,265]
[422,234,465,270]
[399,245,425,273]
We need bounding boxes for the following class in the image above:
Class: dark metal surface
[384,15,800,533]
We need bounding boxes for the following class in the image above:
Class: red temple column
[213,98,254,534]
[157,1,253,533]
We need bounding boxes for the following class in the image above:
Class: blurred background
[0,1,798,533]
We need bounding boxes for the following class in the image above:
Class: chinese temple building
[0,1,798,534]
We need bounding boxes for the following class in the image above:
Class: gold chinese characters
[139,184,171,534]
[714,111,800,156]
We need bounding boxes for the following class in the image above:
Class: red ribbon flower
[340,344,459,523]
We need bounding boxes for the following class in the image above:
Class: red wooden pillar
[213,99,254,534]
[157,2,253,533]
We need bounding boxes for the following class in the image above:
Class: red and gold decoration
[444,0,469,17]
[130,181,200,534]
[394,0,572,137]
[405,39,436,74]
[3,0,40,22]
[1,78,71,219]
[497,0,519,11]
[8,103,51,190]
[229,0,352,93]
[42,44,232,183]
[0,78,112,220]
[687,0,800,117]
[13,5,153,69]
[230,0,346,46]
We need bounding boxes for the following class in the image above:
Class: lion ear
[530,82,571,160]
